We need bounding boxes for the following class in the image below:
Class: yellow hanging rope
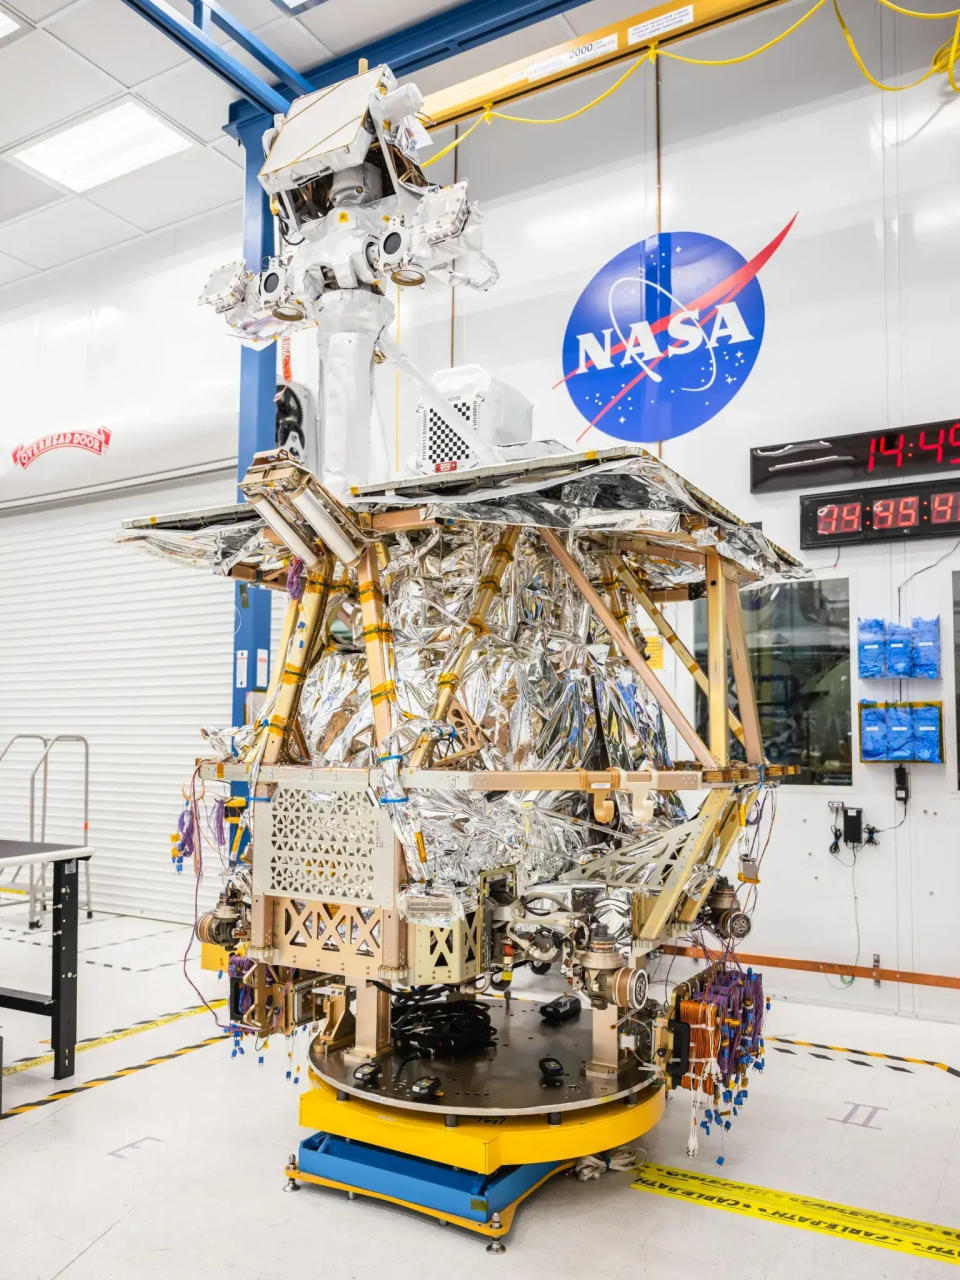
[487,49,653,123]
[877,0,960,18]
[421,110,489,168]
[834,0,958,90]
[420,0,960,172]
[657,0,829,65]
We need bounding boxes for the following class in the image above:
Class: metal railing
[0,735,93,926]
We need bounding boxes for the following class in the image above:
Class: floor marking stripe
[2,1000,227,1077]
[632,1164,960,1264]
[0,1035,227,1120]
[768,1035,960,1078]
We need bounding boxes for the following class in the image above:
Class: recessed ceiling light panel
[0,10,19,39]
[13,101,193,193]
[268,0,327,14]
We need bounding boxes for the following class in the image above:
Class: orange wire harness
[679,999,721,1095]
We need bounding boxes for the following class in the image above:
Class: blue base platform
[298,1131,564,1224]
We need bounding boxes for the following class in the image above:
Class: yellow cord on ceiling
[419,0,960,172]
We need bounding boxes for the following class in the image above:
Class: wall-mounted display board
[857,617,941,679]
[800,479,960,548]
[751,421,960,494]
[859,701,943,763]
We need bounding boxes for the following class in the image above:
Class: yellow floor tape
[1,1035,227,1120]
[767,1034,960,1079]
[2,999,227,1077]
[632,1164,960,1264]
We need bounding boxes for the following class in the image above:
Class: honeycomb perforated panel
[256,787,395,907]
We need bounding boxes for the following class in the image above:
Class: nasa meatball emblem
[560,217,795,443]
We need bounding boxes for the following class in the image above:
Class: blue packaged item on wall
[911,617,941,679]
[857,618,885,678]
[912,703,943,763]
[859,702,888,761]
[886,703,914,759]
[884,622,913,678]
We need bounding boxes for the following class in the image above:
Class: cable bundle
[702,968,765,1081]
[574,1147,642,1181]
[387,986,498,1065]
[679,999,720,1094]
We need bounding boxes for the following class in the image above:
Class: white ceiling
[0,0,625,281]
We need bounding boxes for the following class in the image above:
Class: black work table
[0,840,93,1112]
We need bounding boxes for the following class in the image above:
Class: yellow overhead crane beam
[421,0,790,127]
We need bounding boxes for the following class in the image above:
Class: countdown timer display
[800,479,960,547]
[752,419,960,493]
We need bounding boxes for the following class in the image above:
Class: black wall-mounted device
[842,807,863,846]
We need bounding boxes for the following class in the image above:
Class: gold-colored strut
[409,526,520,768]
[353,542,404,1056]
[356,544,397,747]
[601,554,645,662]
[250,558,332,951]
[617,560,746,746]
[539,527,719,769]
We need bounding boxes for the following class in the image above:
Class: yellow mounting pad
[300,1074,666,1174]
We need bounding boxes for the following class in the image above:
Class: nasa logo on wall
[559,217,795,444]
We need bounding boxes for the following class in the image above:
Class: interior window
[693,578,852,785]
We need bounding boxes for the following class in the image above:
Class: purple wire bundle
[286,556,305,600]
[212,797,226,849]
[692,967,765,1084]
[177,805,195,860]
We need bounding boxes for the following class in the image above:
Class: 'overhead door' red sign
[12,427,112,469]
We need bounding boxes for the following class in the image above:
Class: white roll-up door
[0,471,237,922]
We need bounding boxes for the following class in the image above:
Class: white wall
[2,0,959,1009]
[0,205,243,505]
[433,0,960,1020]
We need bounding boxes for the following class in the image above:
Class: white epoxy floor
[1,903,959,1280]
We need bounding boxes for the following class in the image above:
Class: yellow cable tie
[436,672,460,690]
[370,680,397,704]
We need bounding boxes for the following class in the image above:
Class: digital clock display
[800,479,960,547]
[752,419,960,493]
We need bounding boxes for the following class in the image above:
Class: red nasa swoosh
[556,214,797,443]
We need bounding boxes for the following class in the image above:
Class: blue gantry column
[232,114,275,727]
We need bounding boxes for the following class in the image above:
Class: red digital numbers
[868,433,904,471]
[873,498,895,528]
[917,427,945,463]
[950,423,960,463]
[873,496,919,529]
[931,491,960,523]
[839,502,862,531]
[818,502,861,535]
[896,495,919,526]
